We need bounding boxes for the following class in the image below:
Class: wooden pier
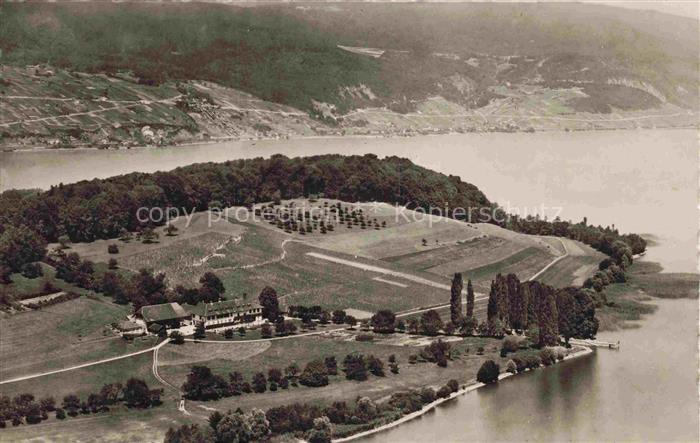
[569,338,620,349]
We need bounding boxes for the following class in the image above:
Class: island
[1,154,695,441]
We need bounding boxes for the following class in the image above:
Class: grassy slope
[55,200,561,312]
[217,241,453,312]
[535,240,605,288]
[0,295,157,380]
[0,352,158,400]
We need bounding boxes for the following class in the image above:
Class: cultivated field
[60,201,567,297]
[309,217,483,259]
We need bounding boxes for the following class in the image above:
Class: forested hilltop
[0,154,492,244]
[1,2,697,149]
[0,154,643,278]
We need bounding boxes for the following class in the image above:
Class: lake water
[1,129,697,441]
[362,297,699,442]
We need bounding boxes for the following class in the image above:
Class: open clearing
[158,341,271,366]
[0,404,183,443]
[65,211,245,263]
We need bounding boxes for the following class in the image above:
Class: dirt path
[193,235,241,267]
[150,344,193,416]
[152,345,179,392]
[182,325,346,344]
[0,339,170,385]
[527,237,568,281]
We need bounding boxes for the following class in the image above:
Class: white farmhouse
[189,299,264,330]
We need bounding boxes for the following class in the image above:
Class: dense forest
[0,3,382,114]
[0,154,492,245]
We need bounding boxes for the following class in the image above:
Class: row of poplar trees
[486,274,559,347]
[449,273,475,323]
[450,272,598,347]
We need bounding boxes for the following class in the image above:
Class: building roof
[187,299,262,317]
[117,320,143,331]
[140,302,191,323]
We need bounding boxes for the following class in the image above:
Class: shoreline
[1,125,697,154]
[333,346,595,442]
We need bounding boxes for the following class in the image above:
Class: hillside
[1,2,697,149]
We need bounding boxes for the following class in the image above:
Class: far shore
[2,124,697,154]
[334,346,594,442]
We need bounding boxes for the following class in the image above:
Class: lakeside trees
[505,215,644,268]
[165,408,270,443]
[556,287,599,345]
[477,360,500,384]
[182,352,397,402]
[482,272,598,346]
[533,282,559,347]
[485,275,560,346]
